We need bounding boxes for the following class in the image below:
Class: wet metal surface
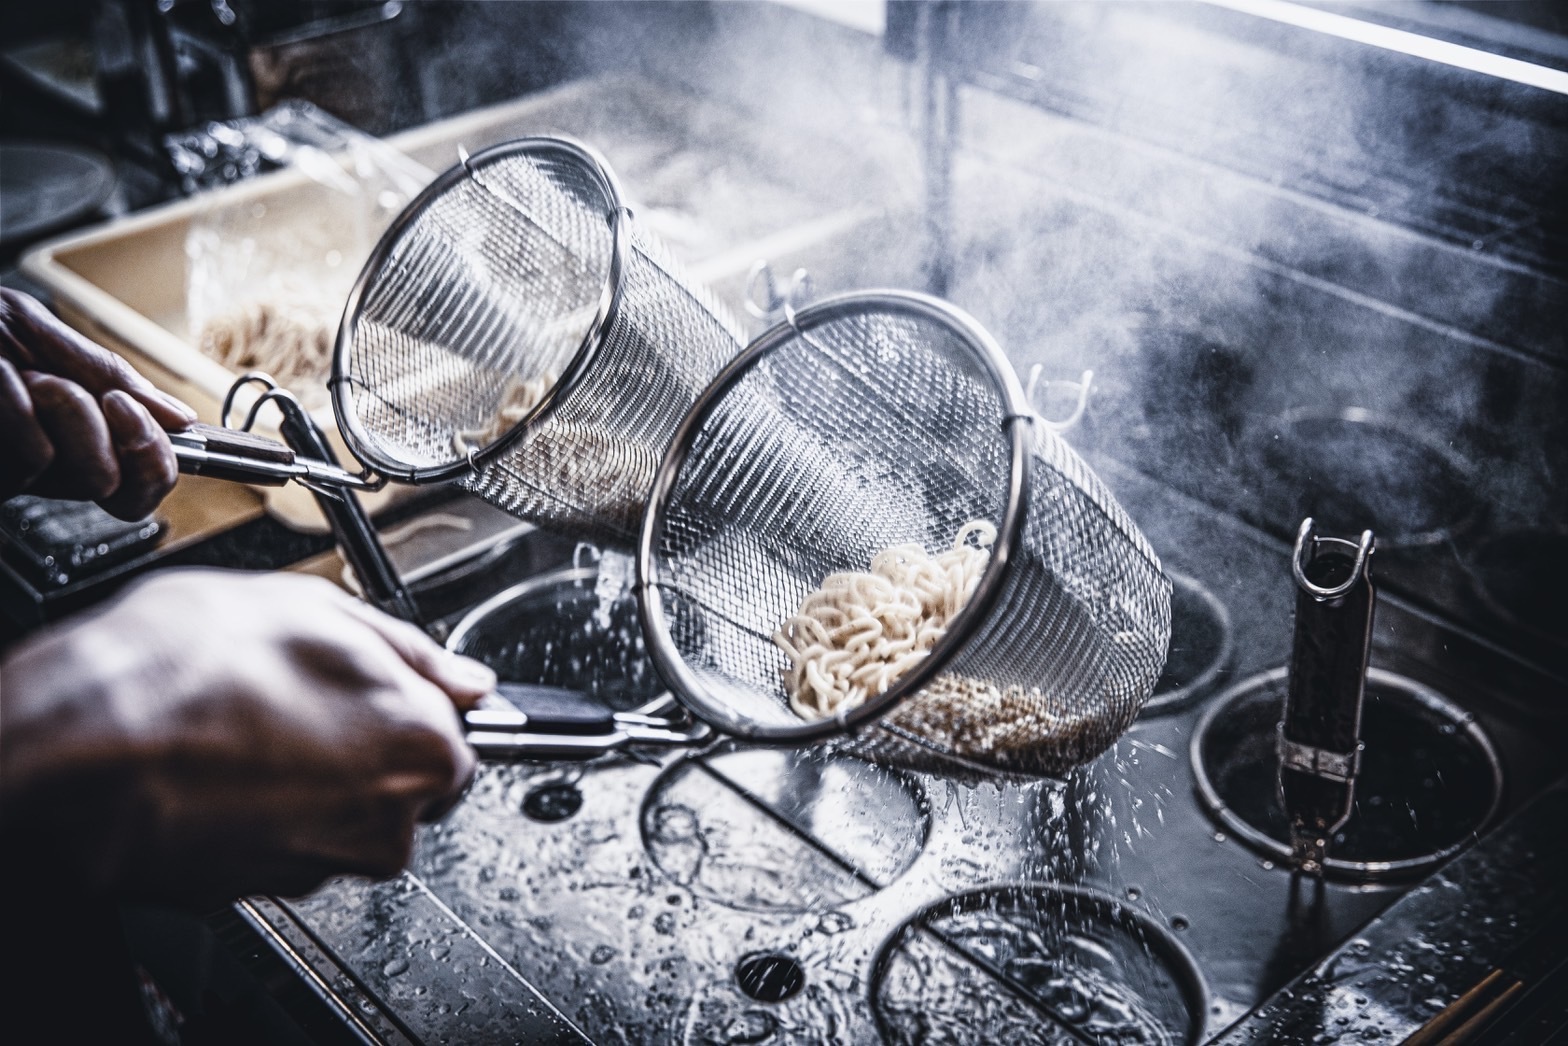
[259,463,1566,1042]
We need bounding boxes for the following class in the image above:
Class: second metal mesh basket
[331,136,745,546]
[637,291,1172,778]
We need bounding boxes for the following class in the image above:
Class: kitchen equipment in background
[1277,520,1377,874]
[332,135,745,548]
[0,496,163,589]
[0,141,116,247]
[1193,667,1503,883]
[93,0,413,153]
[1244,408,1481,550]
[639,289,1172,779]
[871,883,1209,1046]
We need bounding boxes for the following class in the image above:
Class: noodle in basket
[774,520,1109,767]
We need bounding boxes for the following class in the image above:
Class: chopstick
[1401,967,1526,1046]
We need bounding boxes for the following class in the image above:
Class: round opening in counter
[1191,667,1503,882]
[734,952,806,1004]
[447,565,663,711]
[871,883,1208,1046]
[521,781,584,822]
[1244,408,1479,550]
[640,747,928,913]
[1142,572,1233,718]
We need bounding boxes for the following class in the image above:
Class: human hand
[0,288,197,520]
[0,569,493,906]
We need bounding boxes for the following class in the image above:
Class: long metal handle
[1279,517,1376,875]
[263,399,423,625]
[464,684,711,759]
[170,422,383,492]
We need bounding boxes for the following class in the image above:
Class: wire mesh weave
[332,137,745,546]
[639,292,1172,778]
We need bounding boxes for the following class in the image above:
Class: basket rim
[330,134,629,484]
[636,288,1034,745]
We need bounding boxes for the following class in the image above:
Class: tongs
[179,374,711,761]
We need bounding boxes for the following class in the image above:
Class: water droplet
[815,911,855,935]
[722,1011,778,1044]
[522,781,583,822]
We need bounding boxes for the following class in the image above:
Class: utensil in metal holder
[1279,518,1376,874]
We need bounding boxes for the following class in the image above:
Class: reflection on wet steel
[282,873,592,1044]
[641,748,928,912]
[873,885,1207,1045]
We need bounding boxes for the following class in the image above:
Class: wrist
[0,623,148,864]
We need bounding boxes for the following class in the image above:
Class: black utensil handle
[271,397,422,625]
[1280,519,1376,872]
[484,683,621,734]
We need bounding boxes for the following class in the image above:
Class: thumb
[338,598,496,709]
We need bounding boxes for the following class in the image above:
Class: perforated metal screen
[641,293,1171,778]
[333,138,744,546]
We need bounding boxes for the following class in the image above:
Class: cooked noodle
[774,521,996,720]
[451,371,559,456]
[198,299,336,407]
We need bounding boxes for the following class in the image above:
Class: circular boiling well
[1246,408,1479,549]
[641,747,928,913]
[871,883,1208,1046]
[1141,572,1232,717]
[1192,667,1503,881]
[447,565,662,711]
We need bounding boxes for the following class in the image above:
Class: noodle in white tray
[199,299,336,407]
[774,520,996,720]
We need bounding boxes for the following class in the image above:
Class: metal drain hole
[735,953,805,1003]
[522,782,583,822]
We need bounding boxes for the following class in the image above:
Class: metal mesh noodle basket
[637,291,1172,778]
[331,136,745,546]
